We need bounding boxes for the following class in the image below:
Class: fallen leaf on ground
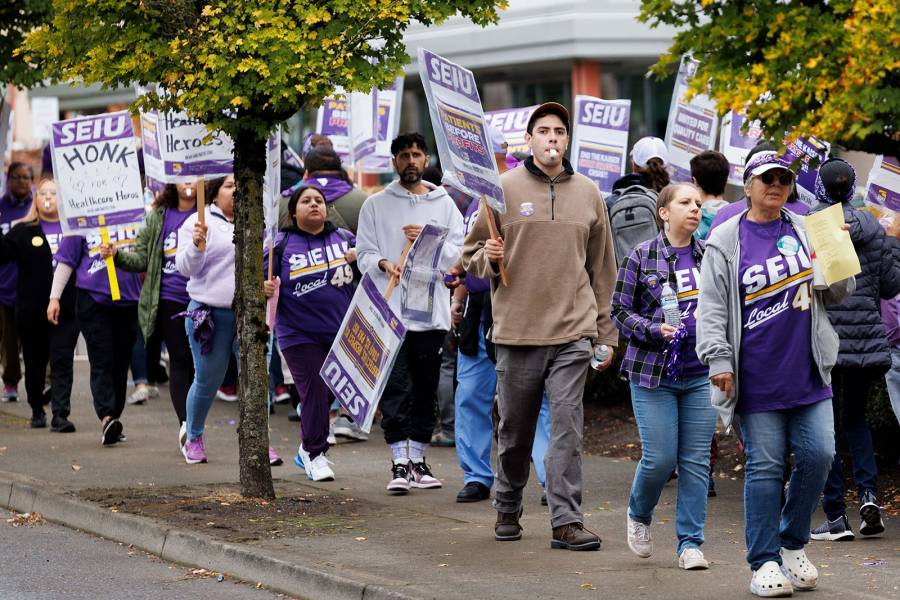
[580,583,597,590]
[6,512,45,527]
[71,464,81,471]
[354,537,366,541]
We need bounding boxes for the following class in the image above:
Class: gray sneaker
[627,515,652,558]
[333,415,368,441]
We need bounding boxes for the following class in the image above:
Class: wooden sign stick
[98,214,121,301]
[196,176,206,251]
[267,231,275,280]
[384,239,413,301]
[481,197,509,287]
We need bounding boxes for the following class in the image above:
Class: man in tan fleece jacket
[462,102,618,551]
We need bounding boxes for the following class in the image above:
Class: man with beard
[356,132,465,494]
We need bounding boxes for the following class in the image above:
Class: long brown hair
[638,157,670,193]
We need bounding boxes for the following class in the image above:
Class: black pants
[16,309,49,413]
[157,299,193,424]
[77,290,137,421]
[380,329,446,445]
[48,314,79,420]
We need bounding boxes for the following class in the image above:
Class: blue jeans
[628,376,717,554]
[740,399,835,570]
[454,323,550,487]
[184,301,237,440]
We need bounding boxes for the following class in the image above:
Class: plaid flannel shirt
[611,232,704,388]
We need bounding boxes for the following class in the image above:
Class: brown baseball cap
[526,102,570,134]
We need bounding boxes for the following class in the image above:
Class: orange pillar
[571,60,602,101]
[360,173,380,188]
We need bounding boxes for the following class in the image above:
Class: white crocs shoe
[779,547,817,591]
[750,561,793,597]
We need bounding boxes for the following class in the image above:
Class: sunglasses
[759,170,794,186]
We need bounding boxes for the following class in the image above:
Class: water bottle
[590,344,609,371]
[661,282,681,327]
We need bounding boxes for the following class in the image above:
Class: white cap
[487,123,508,155]
[630,136,669,168]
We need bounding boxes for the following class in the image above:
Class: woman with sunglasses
[696,151,854,597]
[612,183,716,570]
[0,178,78,431]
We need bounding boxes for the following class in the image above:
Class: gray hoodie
[695,208,855,429]
[356,180,464,332]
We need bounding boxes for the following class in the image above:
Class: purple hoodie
[264,223,356,349]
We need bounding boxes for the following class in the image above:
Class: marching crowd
[1,99,899,598]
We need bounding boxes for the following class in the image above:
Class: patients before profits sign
[50,111,145,234]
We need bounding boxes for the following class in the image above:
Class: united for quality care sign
[50,111,145,234]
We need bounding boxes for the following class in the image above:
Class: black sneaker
[859,490,885,537]
[810,514,855,541]
[540,491,548,506]
[408,460,442,489]
[101,418,123,446]
[50,416,76,433]
[456,481,490,503]
[30,411,47,429]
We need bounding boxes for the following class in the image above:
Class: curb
[0,475,421,600]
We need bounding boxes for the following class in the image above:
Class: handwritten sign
[141,109,233,182]
[50,111,145,234]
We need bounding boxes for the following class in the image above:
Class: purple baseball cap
[743,151,794,182]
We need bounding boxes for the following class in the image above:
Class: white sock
[409,440,427,463]
[390,440,408,464]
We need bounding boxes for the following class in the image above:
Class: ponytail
[640,157,670,193]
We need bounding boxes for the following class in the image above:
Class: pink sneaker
[269,447,283,466]
[182,436,207,464]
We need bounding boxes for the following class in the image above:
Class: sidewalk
[1,363,897,599]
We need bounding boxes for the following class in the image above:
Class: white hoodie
[356,180,464,332]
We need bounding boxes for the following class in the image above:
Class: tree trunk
[232,129,275,499]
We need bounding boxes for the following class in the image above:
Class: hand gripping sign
[319,274,407,433]
[418,48,508,285]
[50,111,145,300]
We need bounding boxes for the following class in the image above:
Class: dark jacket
[811,202,900,369]
[0,220,76,319]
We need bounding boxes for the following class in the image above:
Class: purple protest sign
[664,56,719,183]
[570,96,631,194]
[319,273,406,432]
[865,155,900,213]
[421,49,481,103]
[484,105,538,156]
[50,111,146,234]
[316,95,350,163]
[784,136,830,206]
[140,109,234,182]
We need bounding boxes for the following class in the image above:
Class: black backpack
[606,184,660,266]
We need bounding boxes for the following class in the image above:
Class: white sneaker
[147,385,159,399]
[307,454,335,482]
[627,515,652,558]
[779,548,817,590]
[333,415,368,441]
[178,421,187,449]
[327,422,337,445]
[127,385,149,405]
[750,560,793,597]
[678,547,709,570]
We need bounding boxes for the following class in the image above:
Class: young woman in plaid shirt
[612,183,717,570]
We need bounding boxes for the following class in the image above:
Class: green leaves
[640,0,899,154]
[17,0,505,142]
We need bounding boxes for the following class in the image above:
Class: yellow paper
[804,203,861,286]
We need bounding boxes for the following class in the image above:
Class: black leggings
[157,299,193,424]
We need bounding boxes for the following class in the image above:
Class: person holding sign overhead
[99,181,198,449]
[175,175,237,465]
[462,102,619,551]
[50,221,142,446]
[696,151,854,597]
[263,184,357,482]
[0,177,77,432]
[356,132,464,495]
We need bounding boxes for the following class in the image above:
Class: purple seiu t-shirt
[267,228,357,349]
[737,216,831,413]
[672,245,706,377]
[708,198,810,237]
[55,224,143,306]
[40,220,64,270]
[159,207,195,305]
[0,192,33,305]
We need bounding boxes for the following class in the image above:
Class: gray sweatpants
[493,338,592,528]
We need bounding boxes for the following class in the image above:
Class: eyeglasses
[759,170,794,186]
